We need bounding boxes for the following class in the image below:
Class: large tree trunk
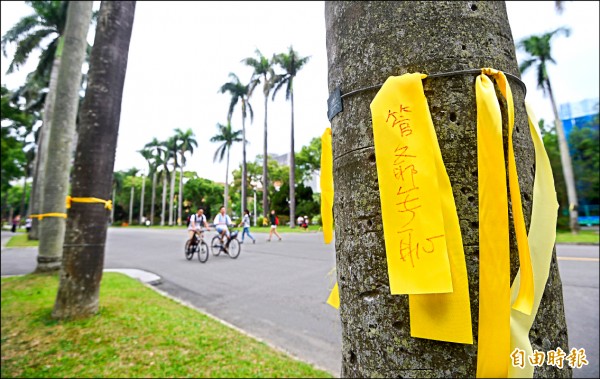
[289,90,296,227]
[36,2,93,272]
[52,0,136,319]
[150,170,157,225]
[19,174,27,217]
[29,54,61,240]
[546,79,579,234]
[325,1,570,377]
[242,113,248,215]
[262,93,269,217]
[161,171,167,226]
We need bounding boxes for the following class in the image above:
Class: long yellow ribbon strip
[321,127,340,309]
[320,128,334,244]
[371,73,472,343]
[66,196,113,210]
[508,103,559,378]
[475,72,511,377]
[482,69,534,315]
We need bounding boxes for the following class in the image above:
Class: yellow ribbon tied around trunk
[370,73,472,344]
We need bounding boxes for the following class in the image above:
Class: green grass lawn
[555,229,599,244]
[0,273,332,378]
[5,232,39,247]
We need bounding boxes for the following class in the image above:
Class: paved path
[1,229,597,377]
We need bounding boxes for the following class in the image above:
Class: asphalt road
[1,229,598,377]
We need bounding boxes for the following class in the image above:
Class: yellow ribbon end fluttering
[66,196,113,210]
[320,128,334,244]
[326,282,340,309]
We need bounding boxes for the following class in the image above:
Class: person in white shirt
[213,206,232,243]
[188,207,210,244]
[238,209,256,244]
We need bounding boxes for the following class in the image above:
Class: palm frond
[1,14,40,56]
[6,28,54,74]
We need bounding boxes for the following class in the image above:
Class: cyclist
[188,207,210,245]
[213,206,233,245]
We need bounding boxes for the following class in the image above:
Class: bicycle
[210,225,241,259]
[185,229,209,263]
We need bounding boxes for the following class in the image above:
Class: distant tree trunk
[325,1,570,377]
[19,174,27,216]
[169,163,175,225]
[52,0,136,319]
[139,173,145,224]
[546,78,579,234]
[224,149,230,213]
[161,171,167,225]
[128,185,134,225]
[150,170,157,225]
[262,93,269,217]
[29,53,61,240]
[289,90,296,227]
[36,1,93,272]
[242,112,248,214]
[178,161,183,226]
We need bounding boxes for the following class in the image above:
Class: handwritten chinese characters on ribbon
[371,74,453,295]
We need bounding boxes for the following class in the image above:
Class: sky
[1,1,599,184]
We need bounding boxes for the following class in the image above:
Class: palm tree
[210,122,243,213]
[174,128,197,226]
[35,1,93,272]
[518,27,579,233]
[242,49,275,217]
[52,0,136,319]
[220,73,253,215]
[272,46,310,228]
[143,137,165,225]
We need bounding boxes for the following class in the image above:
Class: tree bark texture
[29,55,61,240]
[325,1,570,377]
[546,79,579,233]
[36,1,93,272]
[52,0,136,319]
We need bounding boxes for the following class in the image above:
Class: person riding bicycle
[188,207,210,245]
[213,206,233,245]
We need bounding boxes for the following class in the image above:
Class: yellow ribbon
[66,196,113,210]
[508,103,559,378]
[482,69,534,315]
[320,128,334,244]
[475,72,511,378]
[370,73,472,344]
[29,213,67,220]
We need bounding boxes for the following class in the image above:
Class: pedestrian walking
[267,210,282,242]
[11,214,20,233]
[25,216,32,233]
[238,209,256,244]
